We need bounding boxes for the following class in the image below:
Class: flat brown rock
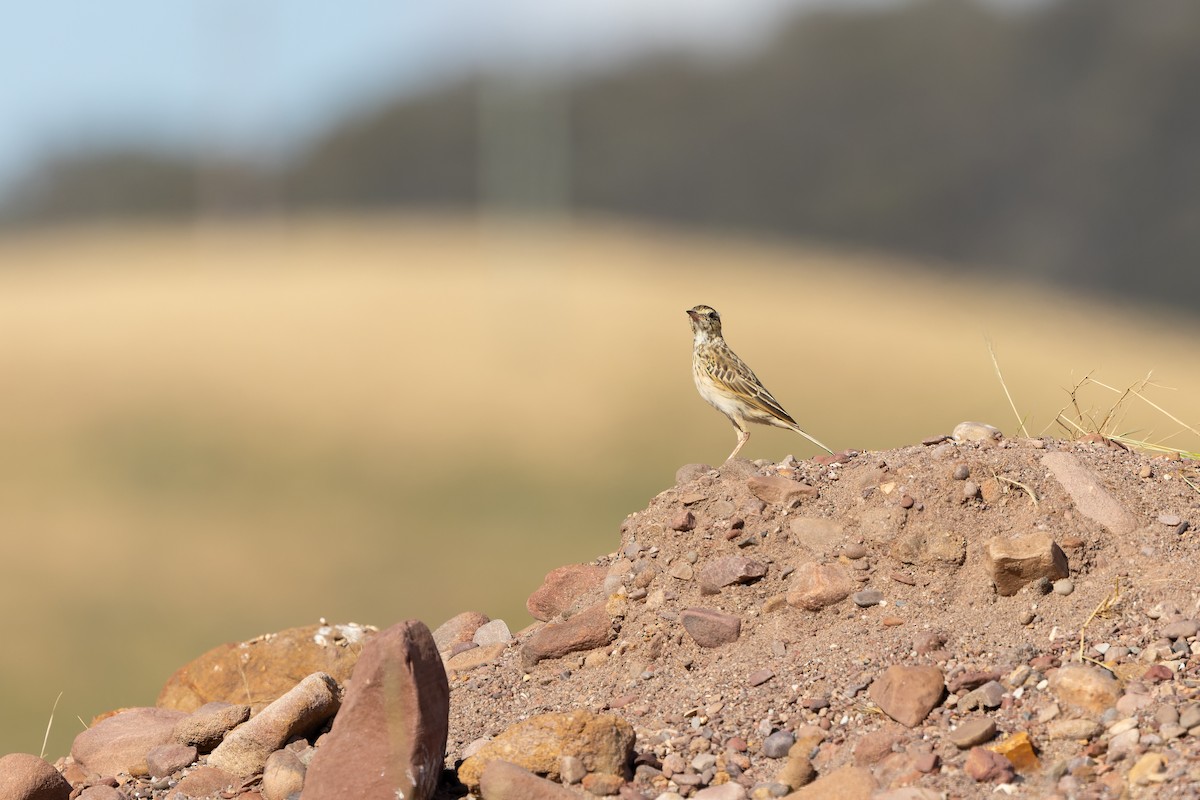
[869,665,945,728]
[680,607,742,647]
[71,707,187,777]
[521,601,614,667]
[158,622,373,713]
[526,565,608,622]
[1042,451,1137,535]
[786,562,855,610]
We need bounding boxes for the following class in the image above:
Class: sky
[0,0,1039,197]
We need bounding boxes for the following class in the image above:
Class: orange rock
[988,731,1040,772]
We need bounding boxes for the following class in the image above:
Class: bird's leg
[726,428,751,462]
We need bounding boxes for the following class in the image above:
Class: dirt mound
[447,435,1200,798]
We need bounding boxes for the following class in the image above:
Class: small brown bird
[687,304,833,461]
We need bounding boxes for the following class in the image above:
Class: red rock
[747,475,818,507]
[208,672,340,778]
[171,766,238,798]
[0,753,71,800]
[698,556,767,594]
[852,730,903,765]
[172,702,251,752]
[582,772,624,795]
[869,665,945,728]
[680,608,742,647]
[670,510,697,531]
[76,786,122,800]
[1143,664,1173,683]
[526,565,608,622]
[144,743,197,777]
[158,622,372,713]
[521,601,614,667]
[478,759,580,800]
[71,707,187,777]
[963,747,1015,783]
[786,562,855,611]
[302,620,449,800]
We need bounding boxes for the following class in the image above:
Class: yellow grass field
[1,215,1197,757]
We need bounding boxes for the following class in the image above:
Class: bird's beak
[686,309,698,319]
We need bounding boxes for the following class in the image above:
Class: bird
[686,304,833,461]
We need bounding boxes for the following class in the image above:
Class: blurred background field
[2,0,1199,759]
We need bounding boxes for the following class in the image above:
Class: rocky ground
[4,427,1200,800]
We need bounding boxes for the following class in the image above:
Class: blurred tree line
[4,0,1199,310]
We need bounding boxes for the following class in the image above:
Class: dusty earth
[36,430,1200,800]
[440,430,1200,799]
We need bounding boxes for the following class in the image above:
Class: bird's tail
[787,423,834,455]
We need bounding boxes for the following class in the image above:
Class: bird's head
[686,305,723,341]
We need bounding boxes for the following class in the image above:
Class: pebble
[852,589,884,607]
[761,731,795,759]
[952,464,970,480]
[948,717,997,748]
[842,543,867,559]
[748,668,775,687]
[1053,578,1074,596]
[1161,619,1199,640]
[1158,513,1183,527]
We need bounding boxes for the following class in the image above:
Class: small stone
[747,475,819,507]
[473,619,513,646]
[869,665,945,728]
[962,481,980,499]
[145,743,197,777]
[761,731,796,759]
[173,702,251,753]
[261,748,306,800]
[948,718,997,748]
[1049,664,1121,715]
[1052,578,1074,596]
[953,422,1002,442]
[669,562,695,581]
[852,589,884,607]
[693,784,749,800]
[1179,704,1200,729]
[963,747,1015,783]
[1128,752,1167,786]
[560,755,586,784]
[582,772,624,796]
[1046,718,1101,740]
[0,753,72,800]
[952,464,970,480]
[786,562,855,611]
[959,681,1004,711]
[1161,619,1199,640]
[1018,610,1035,626]
[1042,452,1137,535]
[748,668,775,687]
[842,542,867,559]
[698,557,768,594]
[1158,513,1183,527]
[478,760,581,800]
[913,753,940,774]
[680,608,742,647]
[522,601,615,667]
[984,533,1069,596]
[671,510,697,532]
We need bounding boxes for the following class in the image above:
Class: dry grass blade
[987,338,1030,438]
[996,475,1038,505]
[40,691,64,760]
[1079,578,1121,666]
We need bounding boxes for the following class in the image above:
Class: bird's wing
[705,348,799,426]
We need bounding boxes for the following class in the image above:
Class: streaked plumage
[687,304,833,461]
